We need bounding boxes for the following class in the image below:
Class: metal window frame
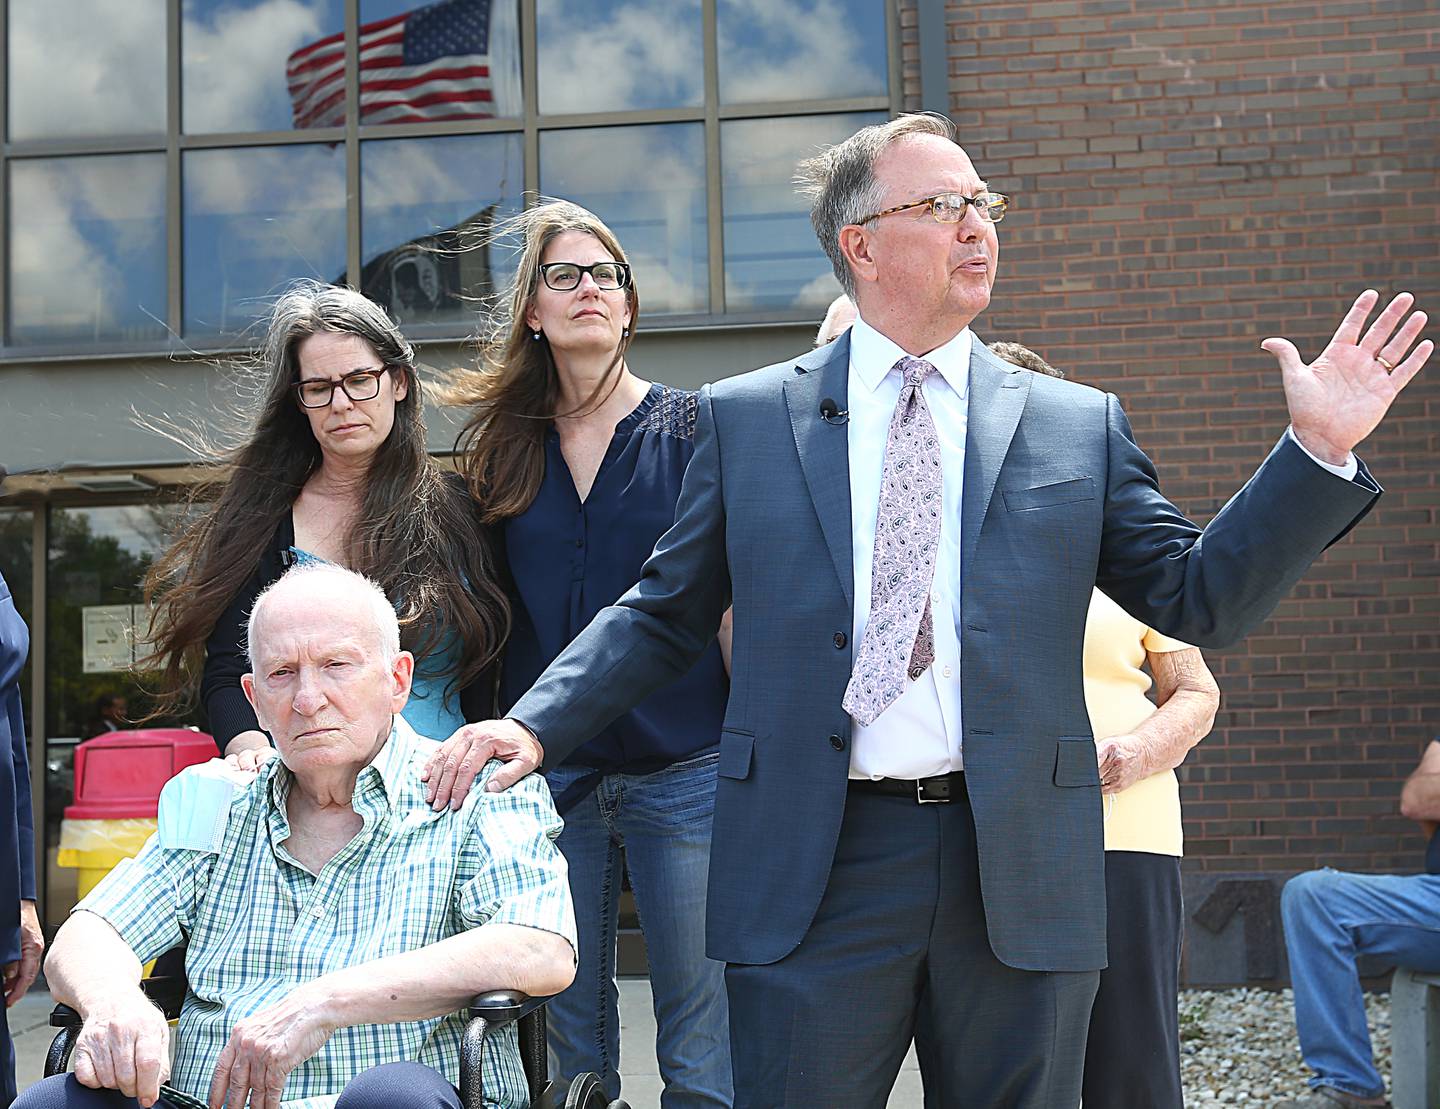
[1,0,903,359]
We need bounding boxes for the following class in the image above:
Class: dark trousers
[2,999,14,1109]
[17,1064,461,1109]
[1081,850,1184,1109]
[725,783,1099,1109]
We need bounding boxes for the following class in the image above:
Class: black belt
[848,771,965,804]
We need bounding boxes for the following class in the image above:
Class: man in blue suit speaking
[425,114,1432,1107]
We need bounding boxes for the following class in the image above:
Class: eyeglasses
[539,261,632,292]
[292,367,391,409]
[859,191,1010,226]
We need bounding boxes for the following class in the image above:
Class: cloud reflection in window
[7,0,165,142]
[540,124,708,316]
[183,146,347,337]
[717,0,887,105]
[8,155,167,346]
[360,133,526,326]
[536,0,702,115]
[182,0,342,134]
[722,112,886,312]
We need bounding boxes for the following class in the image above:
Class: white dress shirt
[847,316,970,779]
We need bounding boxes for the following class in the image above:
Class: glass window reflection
[7,0,165,142]
[540,124,707,316]
[183,146,347,337]
[717,0,888,105]
[722,112,885,313]
[356,0,523,123]
[361,133,525,326]
[536,0,701,115]
[183,0,345,134]
[8,155,167,346]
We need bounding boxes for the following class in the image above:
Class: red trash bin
[58,728,218,898]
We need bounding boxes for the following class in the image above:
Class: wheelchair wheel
[562,1073,609,1109]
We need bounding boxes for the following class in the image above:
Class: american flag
[287,0,497,129]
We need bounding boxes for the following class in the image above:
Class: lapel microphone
[819,398,849,425]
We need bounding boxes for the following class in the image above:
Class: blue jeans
[1281,869,1440,1098]
[545,751,732,1109]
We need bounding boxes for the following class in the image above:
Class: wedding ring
[1375,353,1395,372]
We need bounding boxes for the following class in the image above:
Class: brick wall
[915,0,1440,885]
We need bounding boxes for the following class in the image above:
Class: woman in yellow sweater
[989,342,1222,1109]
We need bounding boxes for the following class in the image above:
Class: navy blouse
[501,383,728,780]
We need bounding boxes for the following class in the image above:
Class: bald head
[816,295,858,347]
[247,563,398,669]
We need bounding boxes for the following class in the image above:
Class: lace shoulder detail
[635,385,698,440]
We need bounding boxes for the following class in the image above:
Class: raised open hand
[1263,289,1431,466]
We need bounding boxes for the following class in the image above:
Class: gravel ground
[1179,987,1391,1106]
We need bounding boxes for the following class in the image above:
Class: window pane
[8,155,167,346]
[540,124,707,316]
[358,0,523,123]
[717,0,888,105]
[183,146,347,336]
[7,0,165,142]
[183,0,345,134]
[537,0,700,114]
[722,112,885,313]
[361,133,524,326]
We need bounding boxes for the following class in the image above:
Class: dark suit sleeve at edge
[8,681,36,901]
[1096,393,1380,650]
[511,384,733,768]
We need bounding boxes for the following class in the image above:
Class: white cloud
[717,0,885,103]
[8,0,166,140]
[181,0,330,133]
[537,0,702,114]
[9,157,166,340]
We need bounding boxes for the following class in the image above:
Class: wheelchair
[44,970,630,1109]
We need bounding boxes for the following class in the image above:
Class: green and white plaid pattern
[77,718,576,1109]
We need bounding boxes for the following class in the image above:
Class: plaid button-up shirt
[77,718,576,1109]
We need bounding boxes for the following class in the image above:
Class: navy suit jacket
[513,333,1380,970]
[1,569,36,966]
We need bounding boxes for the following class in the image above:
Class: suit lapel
[785,337,854,608]
[961,343,1030,586]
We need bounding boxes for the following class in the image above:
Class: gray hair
[989,341,1064,379]
[794,113,957,298]
[247,563,400,670]
[263,280,417,392]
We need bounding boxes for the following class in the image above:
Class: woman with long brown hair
[430,201,733,1108]
[144,281,508,761]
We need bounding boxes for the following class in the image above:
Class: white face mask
[157,760,248,854]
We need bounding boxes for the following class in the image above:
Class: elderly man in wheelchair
[19,563,585,1109]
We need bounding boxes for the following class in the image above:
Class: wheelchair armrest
[140,974,187,1020]
[48,975,186,1033]
[466,990,552,1025]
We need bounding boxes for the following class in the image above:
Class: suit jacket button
[829,734,845,751]
[833,631,847,648]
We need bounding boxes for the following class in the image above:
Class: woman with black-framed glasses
[142,281,509,763]
[433,201,734,1108]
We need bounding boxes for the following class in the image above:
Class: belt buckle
[916,776,950,804]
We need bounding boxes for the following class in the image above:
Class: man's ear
[390,651,415,712]
[241,673,257,707]
[838,224,878,288]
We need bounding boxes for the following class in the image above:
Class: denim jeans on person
[544,750,732,1108]
[1281,868,1440,1099]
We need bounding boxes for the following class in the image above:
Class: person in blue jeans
[1279,739,1440,1109]
[430,200,733,1108]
